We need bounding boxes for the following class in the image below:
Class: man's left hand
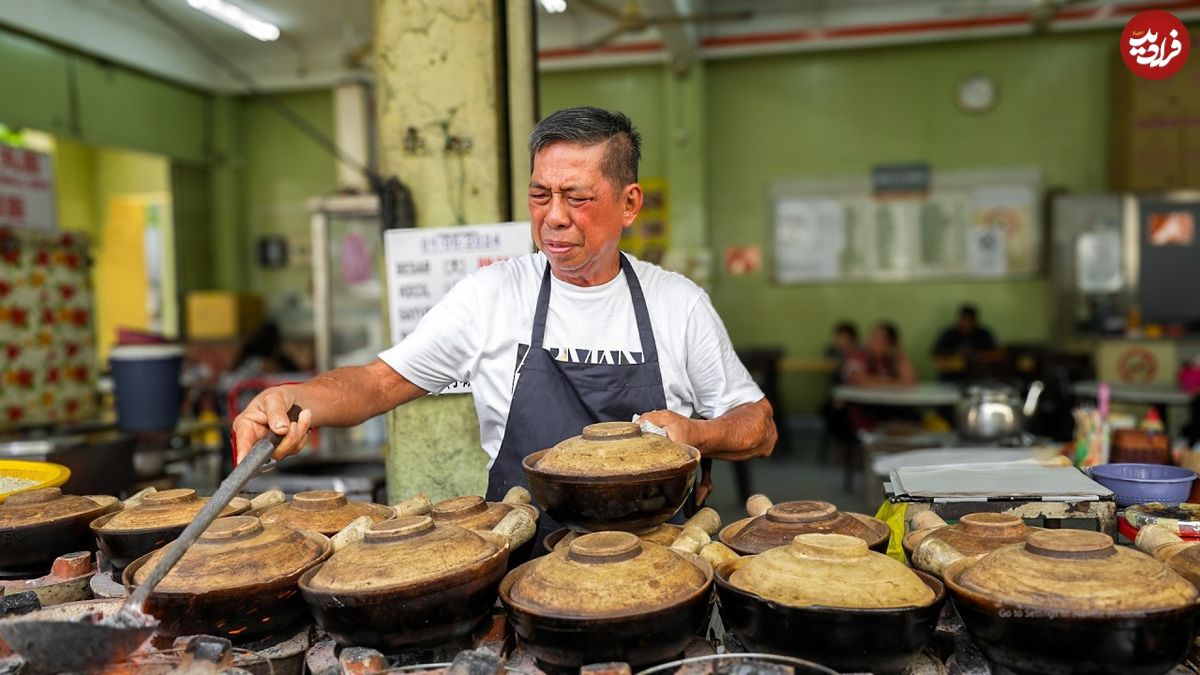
[638,409,713,505]
[637,409,706,449]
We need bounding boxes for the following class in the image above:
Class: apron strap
[529,254,660,363]
[619,254,659,364]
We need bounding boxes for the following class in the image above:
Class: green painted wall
[539,30,1117,411]
[539,65,668,180]
[0,26,338,310]
[0,29,210,163]
[238,90,336,299]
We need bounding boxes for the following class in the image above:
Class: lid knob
[291,490,348,511]
[364,515,436,542]
[582,422,642,441]
[568,531,642,563]
[6,488,62,505]
[790,533,869,559]
[141,488,198,506]
[766,500,837,524]
[958,512,1024,537]
[432,495,488,521]
[200,515,264,541]
[1024,529,1115,560]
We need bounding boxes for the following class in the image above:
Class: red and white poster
[0,144,56,232]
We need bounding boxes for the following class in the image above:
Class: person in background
[824,321,860,382]
[820,321,862,452]
[844,321,917,387]
[932,304,996,357]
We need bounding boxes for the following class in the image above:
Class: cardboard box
[186,292,265,341]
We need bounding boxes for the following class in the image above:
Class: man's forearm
[693,399,777,461]
[291,359,427,427]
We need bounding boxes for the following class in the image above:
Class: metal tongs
[0,406,302,673]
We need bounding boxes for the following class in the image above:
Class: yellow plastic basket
[0,460,71,503]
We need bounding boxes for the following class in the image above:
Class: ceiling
[0,0,372,92]
[0,0,1195,91]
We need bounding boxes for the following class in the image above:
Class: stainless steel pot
[955,381,1043,441]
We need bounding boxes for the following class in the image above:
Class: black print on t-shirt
[512,343,645,391]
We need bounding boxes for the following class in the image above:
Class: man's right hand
[232,386,314,465]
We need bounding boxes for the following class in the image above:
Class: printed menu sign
[384,222,532,394]
[0,144,55,231]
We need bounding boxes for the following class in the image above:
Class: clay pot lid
[97,489,249,532]
[551,523,682,551]
[530,422,698,477]
[256,490,393,536]
[0,488,116,530]
[950,529,1199,613]
[130,515,329,594]
[729,533,935,609]
[304,515,506,594]
[721,500,889,554]
[903,513,1036,556]
[431,495,535,532]
[504,531,710,619]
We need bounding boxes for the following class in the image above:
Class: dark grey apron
[485,254,689,556]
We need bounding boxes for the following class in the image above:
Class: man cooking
[232,107,776,547]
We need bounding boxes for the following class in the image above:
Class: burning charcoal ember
[448,648,504,675]
[339,645,388,675]
[580,663,632,675]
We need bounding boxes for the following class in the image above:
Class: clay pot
[123,515,330,640]
[254,490,394,536]
[731,533,934,609]
[718,495,890,555]
[300,509,536,649]
[90,488,250,570]
[0,488,119,573]
[522,422,699,533]
[500,529,713,670]
[903,511,1040,578]
[692,534,943,674]
[943,529,1200,674]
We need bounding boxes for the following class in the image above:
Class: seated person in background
[844,321,917,387]
[820,321,862,447]
[824,321,861,383]
[933,304,996,357]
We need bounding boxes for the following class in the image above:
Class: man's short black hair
[529,107,641,188]
[959,304,979,320]
[834,321,858,342]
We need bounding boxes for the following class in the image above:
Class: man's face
[958,315,977,333]
[528,141,641,284]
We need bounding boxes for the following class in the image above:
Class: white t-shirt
[378,252,764,466]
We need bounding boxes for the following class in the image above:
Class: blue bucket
[110,344,185,432]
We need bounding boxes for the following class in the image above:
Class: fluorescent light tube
[186,0,280,41]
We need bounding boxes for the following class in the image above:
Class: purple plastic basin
[1090,463,1196,507]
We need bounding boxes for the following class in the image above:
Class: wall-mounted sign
[384,222,533,394]
[871,163,930,199]
[0,144,55,231]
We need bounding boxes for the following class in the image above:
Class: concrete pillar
[374,0,535,503]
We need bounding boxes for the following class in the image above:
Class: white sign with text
[0,144,55,231]
[384,222,533,394]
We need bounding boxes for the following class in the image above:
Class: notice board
[383,222,533,394]
[771,168,1041,284]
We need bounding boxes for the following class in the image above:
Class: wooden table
[833,383,962,407]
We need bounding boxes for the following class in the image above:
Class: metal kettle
[955,381,1044,441]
